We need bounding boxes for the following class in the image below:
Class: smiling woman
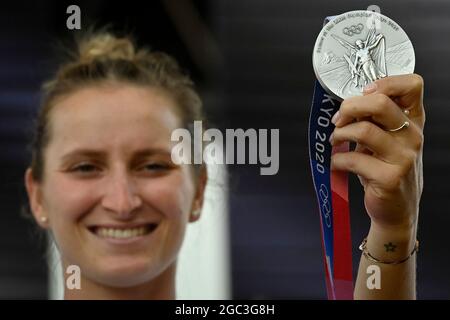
[21,25,427,301]
[24,31,210,299]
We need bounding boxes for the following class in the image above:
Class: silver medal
[313,10,415,100]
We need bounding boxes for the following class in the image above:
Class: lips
[88,223,159,240]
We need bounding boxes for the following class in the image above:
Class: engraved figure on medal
[313,10,415,100]
[331,20,387,93]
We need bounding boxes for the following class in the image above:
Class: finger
[354,144,372,188]
[332,151,415,195]
[331,151,392,183]
[331,121,407,164]
[334,93,409,131]
[354,143,373,156]
[363,74,425,126]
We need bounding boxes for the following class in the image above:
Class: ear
[189,165,208,223]
[25,168,49,229]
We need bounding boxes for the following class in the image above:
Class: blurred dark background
[0,0,449,299]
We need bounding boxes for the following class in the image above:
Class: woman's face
[26,84,202,288]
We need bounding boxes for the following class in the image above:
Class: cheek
[44,174,100,223]
[42,168,196,224]
[141,168,195,220]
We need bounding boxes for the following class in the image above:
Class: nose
[101,169,143,219]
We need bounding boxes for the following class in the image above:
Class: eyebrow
[60,148,172,163]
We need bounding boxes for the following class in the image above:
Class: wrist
[365,222,417,263]
[369,220,417,239]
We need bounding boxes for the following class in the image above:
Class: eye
[143,163,169,171]
[70,163,100,174]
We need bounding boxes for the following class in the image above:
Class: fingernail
[331,111,340,124]
[329,133,334,144]
[363,82,378,93]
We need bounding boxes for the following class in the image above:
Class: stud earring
[191,209,201,218]
[40,216,48,223]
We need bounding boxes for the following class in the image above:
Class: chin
[89,256,167,288]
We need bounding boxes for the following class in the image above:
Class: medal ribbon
[308,16,353,300]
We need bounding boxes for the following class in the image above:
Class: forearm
[354,222,418,300]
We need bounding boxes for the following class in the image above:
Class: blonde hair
[30,32,204,181]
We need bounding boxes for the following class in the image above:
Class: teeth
[96,227,149,239]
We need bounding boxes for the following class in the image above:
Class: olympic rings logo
[343,23,364,36]
[319,184,332,228]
